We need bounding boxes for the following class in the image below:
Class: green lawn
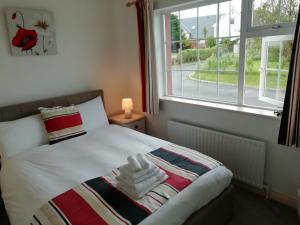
[190,70,288,89]
[189,59,288,89]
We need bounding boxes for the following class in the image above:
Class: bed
[0,90,234,225]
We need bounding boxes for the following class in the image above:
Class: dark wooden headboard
[0,90,104,122]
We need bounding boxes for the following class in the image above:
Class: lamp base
[124,111,132,119]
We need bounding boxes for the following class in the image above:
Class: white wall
[111,0,300,205]
[0,0,128,115]
[110,0,143,112]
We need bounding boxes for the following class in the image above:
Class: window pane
[191,70,217,83]
[280,0,300,23]
[263,70,288,101]
[281,40,293,69]
[165,42,181,70]
[252,0,279,26]
[219,1,230,37]
[182,70,199,98]
[166,12,180,42]
[244,38,274,107]
[252,0,300,26]
[198,39,218,70]
[231,0,242,36]
[267,43,280,69]
[219,38,240,71]
[198,4,218,38]
[197,71,219,101]
[245,37,292,108]
[163,1,241,105]
[219,0,241,37]
[167,70,182,96]
[181,40,199,69]
[180,8,198,40]
[218,72,238,103]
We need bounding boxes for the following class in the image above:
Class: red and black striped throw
[31,144,221,225]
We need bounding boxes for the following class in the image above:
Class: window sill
[160,96,280,120]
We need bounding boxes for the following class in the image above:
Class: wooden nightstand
[109,113,146,133]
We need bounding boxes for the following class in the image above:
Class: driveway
[170,64,282,109]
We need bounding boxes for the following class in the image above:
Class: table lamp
[122,98,133,119]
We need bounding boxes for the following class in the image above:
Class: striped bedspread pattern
[31,144,221,225]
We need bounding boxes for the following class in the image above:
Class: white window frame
[155,0,297,111]
[247,0,298,33]
[259,34,294,106]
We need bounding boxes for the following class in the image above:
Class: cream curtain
[136,0,159,114]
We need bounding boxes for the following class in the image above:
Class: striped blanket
[31,144,221,225]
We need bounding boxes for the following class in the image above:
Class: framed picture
[5,8,57,56]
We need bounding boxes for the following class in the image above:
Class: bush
[207,55,217,70]
[219,53,239,70]
[199,47,216,60]
[176,47,217,64]
[182,39,192,50]
[203,52,239,70]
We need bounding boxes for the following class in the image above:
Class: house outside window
[156,0,300,110]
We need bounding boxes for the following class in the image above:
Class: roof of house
[180,15,216,39]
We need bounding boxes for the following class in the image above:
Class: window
[252,0,299,26]
[157,0,300,110]
[259,35,293,106]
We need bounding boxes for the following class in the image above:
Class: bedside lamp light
[122,98,133,119]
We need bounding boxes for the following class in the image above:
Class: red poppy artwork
[6,8,57,56]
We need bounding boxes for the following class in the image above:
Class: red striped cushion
[39,106,86,144]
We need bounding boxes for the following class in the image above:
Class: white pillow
[77,96,109,131]
[0,114,48,161]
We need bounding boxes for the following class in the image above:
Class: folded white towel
[117,168,165,188]
[137,153,153,169]
[117,170,166,193]
[119,163,157,180]
[118,166,160,184]
[118,173,168,199]
[127,155,142,172]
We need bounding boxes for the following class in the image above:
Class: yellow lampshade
[122,98,133,119]
[122,98,133,112]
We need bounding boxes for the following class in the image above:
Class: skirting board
[233,180,297,208]
[270,190,297,209]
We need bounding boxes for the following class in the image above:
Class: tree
[253,0,299,25]
[203,26,208,39]
[171,14,180,41]
[250,0,297,68]
[280,0,299,22]
[207,36,216,48]
[253,0,279,25]
[170,13,192,51]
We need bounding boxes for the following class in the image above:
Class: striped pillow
[39,106,86,144]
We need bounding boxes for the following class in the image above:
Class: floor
[0,188,299,225]
[228,188,300,225]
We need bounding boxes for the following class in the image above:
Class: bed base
[184,185,234,225]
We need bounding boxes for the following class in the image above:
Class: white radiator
[167,120,266,189]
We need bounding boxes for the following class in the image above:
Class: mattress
[0,125,232,225]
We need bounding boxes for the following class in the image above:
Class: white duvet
[0,125,232,225]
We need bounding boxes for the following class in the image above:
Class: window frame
[258,34,294,106]
[155,0,297,111]
[247,0,298,33]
